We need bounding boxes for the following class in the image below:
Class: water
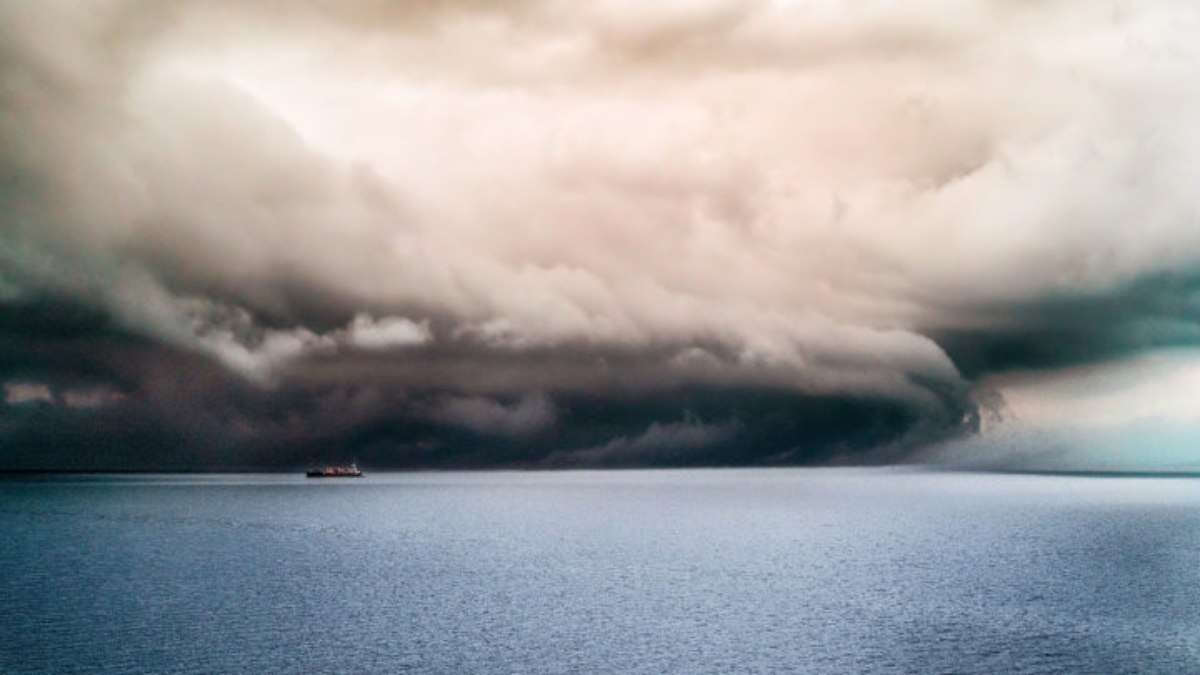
[2,468,1199,674]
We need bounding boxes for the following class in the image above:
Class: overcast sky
[3,0,1200,470]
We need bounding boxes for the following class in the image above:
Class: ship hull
[305,468,364,478]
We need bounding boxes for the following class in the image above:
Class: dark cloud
[936,268,1200,379]
[0,294,970,469]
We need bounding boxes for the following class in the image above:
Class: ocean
[2,468,1198,673]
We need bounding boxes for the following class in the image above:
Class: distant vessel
[306,462,364,478]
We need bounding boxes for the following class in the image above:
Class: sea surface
[2,468,1199,674]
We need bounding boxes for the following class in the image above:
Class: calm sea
[2,468,1198,674]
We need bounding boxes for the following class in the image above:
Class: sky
[2,0,1200,470]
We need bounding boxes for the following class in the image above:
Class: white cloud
[4,382,53,405]
[342,314,431,350]
[982,351,1200,430]
[2,382,125,409]
[4,0,1200,417]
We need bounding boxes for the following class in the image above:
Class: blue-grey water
[2,468,1199,674]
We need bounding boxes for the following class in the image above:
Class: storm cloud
[3,0,1200,469]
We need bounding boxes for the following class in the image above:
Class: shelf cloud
[3,0,1200,469]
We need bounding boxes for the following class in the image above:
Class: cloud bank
[3,0,1200,469]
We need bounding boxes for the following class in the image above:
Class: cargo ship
[305,462,364,478]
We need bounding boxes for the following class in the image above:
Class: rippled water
[2,468,1199,674]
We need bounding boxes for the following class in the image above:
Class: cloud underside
[3,0,1200,469]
